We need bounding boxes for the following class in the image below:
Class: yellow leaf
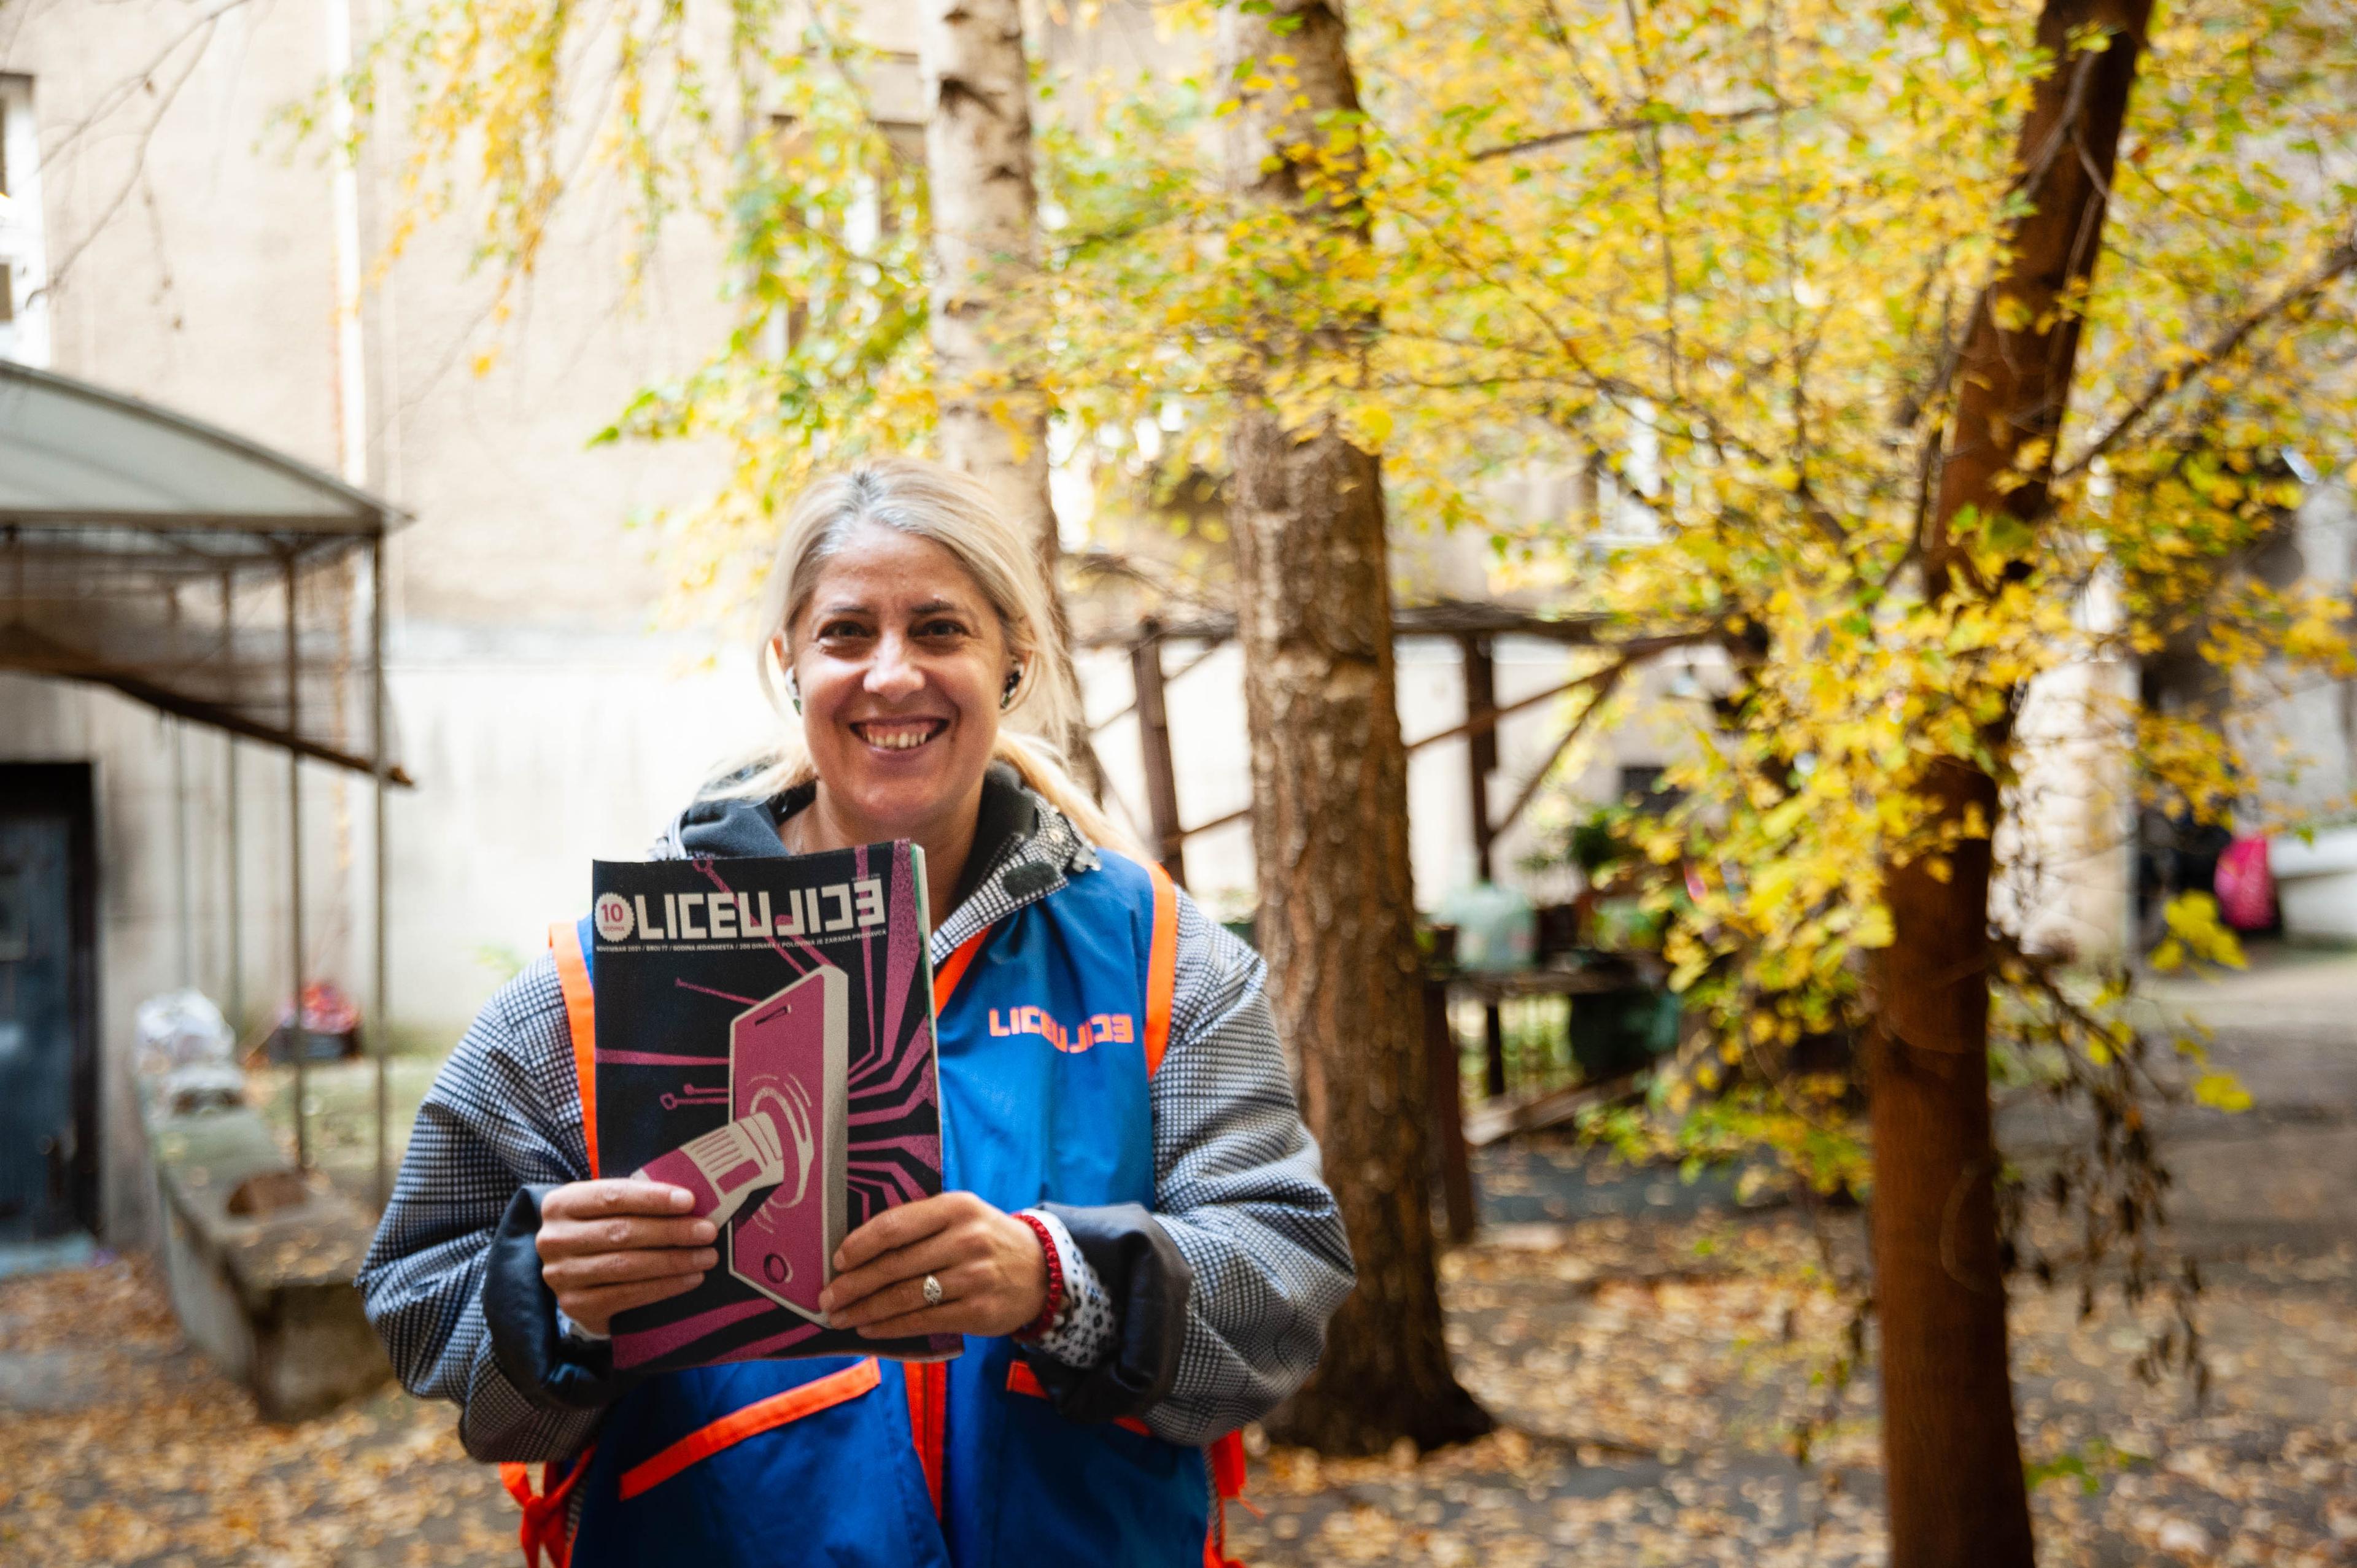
[2161,892,2245,970]
[2192,1070,2253,1113]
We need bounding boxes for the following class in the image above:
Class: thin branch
[1531,0,1616,115]
[34,0,256,167]
[36,6,231,296]
[1404,629,1722,752]
[2059,239,2357,479]
[1388,200,1789,473]
[1468,104,1780,163]
[1491,662,1632,836]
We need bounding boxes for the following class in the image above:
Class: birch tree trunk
[1873,4,2151,1561]
[1218,0,1490,1456]
[919,0,1086,755]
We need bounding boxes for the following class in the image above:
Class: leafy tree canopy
[354,0,2357,1367]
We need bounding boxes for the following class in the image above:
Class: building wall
[0,0,744,1243]
[2242,483,2357,942]
[2245,484,2357,827]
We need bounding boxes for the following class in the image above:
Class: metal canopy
[0,360,412,781]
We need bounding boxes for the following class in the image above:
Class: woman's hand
[537,1180,719,1337]
[818,1192,1047,1340]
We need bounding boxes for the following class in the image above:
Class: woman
[358,459,1355,1568]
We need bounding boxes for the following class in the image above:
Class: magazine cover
[587,842,959,1371]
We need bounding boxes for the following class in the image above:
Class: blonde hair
[725,458,1132,854]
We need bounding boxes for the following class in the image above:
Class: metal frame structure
[0,360,412,1200]
[1084,600,1616,888]
[1088,600,1660,1243]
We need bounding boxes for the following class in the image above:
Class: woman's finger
[848,1278,1010,1342]
[819,1230,971,1317]
[544,1245,718,1290]
[561,1272,708,1333]
[833,1261,993,1332]
[541,1179,696,1224]
[537,1213,717,1260]
[832,1192,967,1273]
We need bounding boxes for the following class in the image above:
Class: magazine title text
[595,882,886,946]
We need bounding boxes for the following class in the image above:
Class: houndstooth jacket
[355,771,1355,1462]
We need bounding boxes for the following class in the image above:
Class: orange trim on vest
[616,1357,881,1501]
[905,928,988,1518]
[903,1360,947,1515]
[1209,1430,1248,1500]
[1204,1431,1252,1567]
[932,924,994,1014]
[1002,1358,1153,1436]
[1142,863,1180,1078]
[548,921,600,1178]
[501,1446,592,1568]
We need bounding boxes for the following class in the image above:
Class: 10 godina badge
[594,892,635,943]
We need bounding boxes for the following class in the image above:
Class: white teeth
[861,724,938,751]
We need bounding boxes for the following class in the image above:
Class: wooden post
[285,554,308,1171]
[172,718,192,987]
[1131,620,1187,887]
[1460,634,1508,1098]
[1458,633,1497,876]
[1423,974,1476,1242]
[222,574,242,1033]
[370,534,390,1208]
[1482,1004,1508,1100]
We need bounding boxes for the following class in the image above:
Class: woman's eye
[917,619,969,640]
[816,619,870,642]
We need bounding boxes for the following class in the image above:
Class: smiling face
[781,522,1016,847]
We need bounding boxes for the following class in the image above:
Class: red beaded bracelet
[1013,1211,1066,1342]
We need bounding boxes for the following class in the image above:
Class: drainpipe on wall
[323,0,395,1205]
[325,0,366,491]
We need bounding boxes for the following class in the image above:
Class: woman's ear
[774,635,803,715]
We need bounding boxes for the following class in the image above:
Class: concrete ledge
[142,1084,390,1421]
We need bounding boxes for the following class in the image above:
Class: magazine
[587,842,959,1371]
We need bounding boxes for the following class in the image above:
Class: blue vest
[515,851,1233,1568]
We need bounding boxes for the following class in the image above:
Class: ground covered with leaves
[0,1258,510,1566]
[3,1186,2350,1567]
[1229,1194,2356,1567]
[8,952,2351,1566]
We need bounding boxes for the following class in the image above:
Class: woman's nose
[864,635,926,699]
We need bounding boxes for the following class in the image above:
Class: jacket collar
[652,763,1096,960]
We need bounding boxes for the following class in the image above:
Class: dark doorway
[0,764,98,1242]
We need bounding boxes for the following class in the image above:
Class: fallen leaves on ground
[4,1210,2351,1565]
[1225,1208,2355,1567]
[0,1256,510,1567]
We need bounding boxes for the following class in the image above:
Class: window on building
[1618,764,1681,816]
[0,74,51,367]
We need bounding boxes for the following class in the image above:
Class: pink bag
[2215,837,2275,931]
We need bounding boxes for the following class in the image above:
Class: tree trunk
[1873,4,2151,1564]
[1218,0,1490,1457]
[918,0,1088,760]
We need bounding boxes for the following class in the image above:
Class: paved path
[2129,946,2357,1261]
